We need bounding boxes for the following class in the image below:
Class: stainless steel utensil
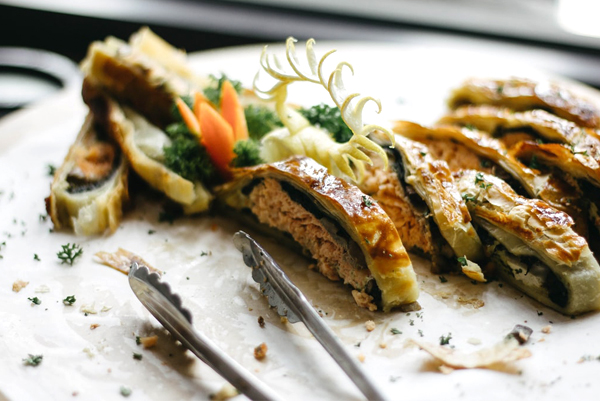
[233,231,388,401]
[128,262,282,401]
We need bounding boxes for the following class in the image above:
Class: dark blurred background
[1,0,600,116]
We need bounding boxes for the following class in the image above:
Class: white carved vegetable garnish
[254,37,394,181]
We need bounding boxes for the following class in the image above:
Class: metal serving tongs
[128,262,282,401]
[233,231,388,401]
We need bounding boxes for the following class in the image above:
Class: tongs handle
[234,232,388,401]
[129,264,282,401]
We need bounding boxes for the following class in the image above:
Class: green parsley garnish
[120,386,132,397]
[457,256,468,266]
[23,354,43,366]
[47,164,56,176]
[28,297,41,305]
[133,352,143,360]
[232,139,264,167]
[480,159,492,168]
[362,195,374,207]
[390,328,402,335]
[148,230,156,235]
[163,133,216,184]
[439,276,448,283]
[244,104,283,140]
[57,243,83,266]
[200,251,211,257]
[419,152,427,157]
[63,295,76,306]
[464,124,476,131]
[418,329,424,337]
[299,104,353,143]
[34,254,40,261]
[462,194,476,203]
[135,336,141,345]
[439,333,452,345]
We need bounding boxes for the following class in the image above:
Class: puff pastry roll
[455,169,600,315]
[394,121,588,236]
[447,77,600,128]
[360,134,484,274]
[84,85,212,214]
[216,156,419,312]
[46,113,129,236]
[80,30,204,129]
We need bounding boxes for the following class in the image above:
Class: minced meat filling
[247,178,372,290]
[361,166,433,257]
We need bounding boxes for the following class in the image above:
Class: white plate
[1,41,599,401]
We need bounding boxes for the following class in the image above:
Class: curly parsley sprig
[57,243,83,266]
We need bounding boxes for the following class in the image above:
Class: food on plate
[216,156,419,311]
[395,120,589,236]
[83,84,213,214]
[358,133,484,277]
[455,169,600,315]
[80,27,206,129]
[46,113,129,235]
[447,77,600,128]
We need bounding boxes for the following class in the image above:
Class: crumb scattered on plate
[365,320,376,332]
[541,325,552,334]
[209,383,239,400]
[12,280,28,292]
[254,343,267,360]
[140,335,158,348]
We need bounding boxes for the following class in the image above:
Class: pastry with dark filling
[46,114,129,235]
[455,169,600,315]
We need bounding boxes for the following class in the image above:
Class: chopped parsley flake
[362,196,374,207]
[23,354,43,366]
[148,230,156,235]
[133,352,143,360]
[457,256,468,266]
[439,333,452,345]
[57,243,83,266]
[28,297,41,305]
[409,319,414,326]
[120,386,132,397]
[390,328,402,335]
[34,254,40,261]
[418,329,424,337]
[462,194,476,203]
[63,295,76,306]
[439,276,448,283]
[47,164,56,176]
[136,336,141,345]
[200,251,212,256]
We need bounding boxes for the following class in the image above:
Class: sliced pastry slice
[84,84,213,214]
[46,113,129,236]
[215,156,419,312]
[80,30,204,129]
[359,134,484,276]
[447,77,600,128]
[455,169,600,315]
[394,121,588,235]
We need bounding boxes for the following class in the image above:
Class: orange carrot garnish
[220,80,249,141]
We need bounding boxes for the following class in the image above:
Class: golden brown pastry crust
[80,35,203,128]
[47,114,129,236]
[448,77,600,128]
[216,156,419,311]
[395,121,586,232]
[455,169,600,315]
